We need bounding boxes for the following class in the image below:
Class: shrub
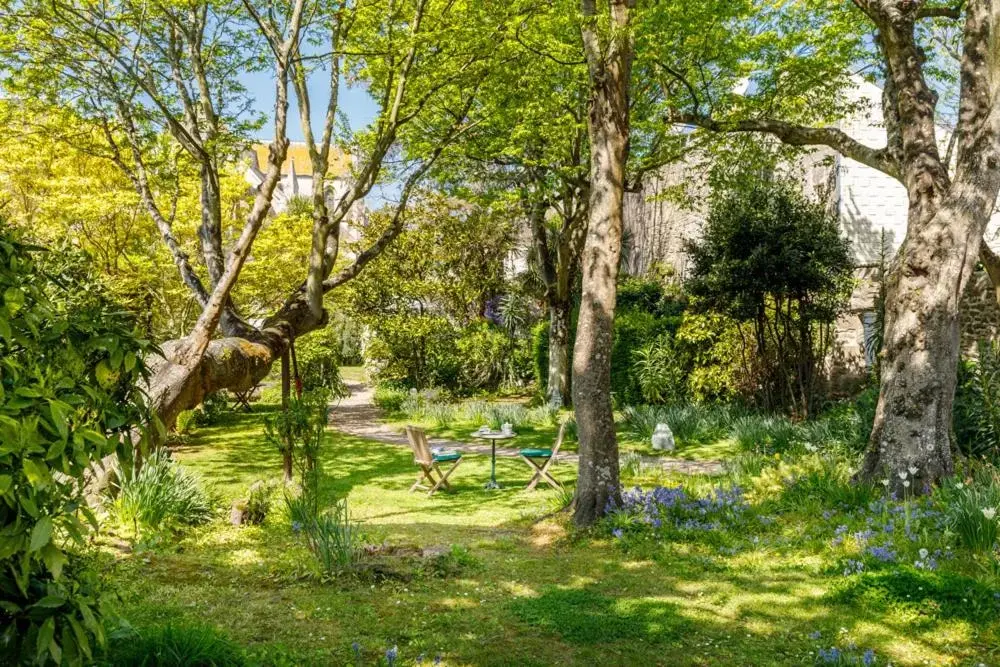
[373,385,408,413]
[953,341,1000,460]
[105,622,245,666]
[107,450,214,535]
[364,314,460,390]
[456,319,533,391]
[295,326,352,398]
[633,334,687,405]
[192,392,230,427]
[611,309,673,405]
[263,389,329,487]
[686,179,853,416]
[175,409,198,436]
[0,226,155,665]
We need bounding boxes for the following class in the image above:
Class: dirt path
[331,380,725,475]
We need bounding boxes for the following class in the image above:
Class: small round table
[472,431,516,490]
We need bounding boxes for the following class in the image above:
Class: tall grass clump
[730,414,799,454]
[106,622,245,666]
[287,495,364,576]
[620,403,735,445]
[939,468,1000,552]
[306,498,364,575]
[485,403,528,429]
[107,450,213,534]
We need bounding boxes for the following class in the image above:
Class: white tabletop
[472,431,517,440]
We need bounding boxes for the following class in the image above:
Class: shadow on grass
[508,585,690,644]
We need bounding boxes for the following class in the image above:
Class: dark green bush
[686,179,853,416]
[0,225,155,665]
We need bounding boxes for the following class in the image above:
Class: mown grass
[99,408,999,666]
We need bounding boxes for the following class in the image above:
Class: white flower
[908,466,918,476]
[898,471,908,480]
[982,507,997,521]
[955,482,964,489]
[919,548,929,559]
[804,443,817,452]
[881,479,890,487]
[903,480,910,488]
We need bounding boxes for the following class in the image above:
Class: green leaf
[3,286,24,315]
[22,458,51,489]
[41,544,67,580]
[32,594,67,609]
[29,516,52,551]
[48,399,70,440]
[0,474,11,495]
[36,616,55,663]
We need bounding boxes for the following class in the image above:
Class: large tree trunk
[547,298,571,403]
[858,190,996,492]
[855,0,1000,493]
[573,0,632,528]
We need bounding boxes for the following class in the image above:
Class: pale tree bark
[141,0,489,433]
[524,180,588,404]
[669,0,1000,493]
[573,0,633,527]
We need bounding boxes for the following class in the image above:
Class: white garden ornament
[651,423,675,452]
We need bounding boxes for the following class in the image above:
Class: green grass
[339,366,366,383]
[100,408,998,666]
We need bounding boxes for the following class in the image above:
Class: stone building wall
[621,78,1000,387]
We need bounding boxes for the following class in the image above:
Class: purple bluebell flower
[434,655,442,665]
[292,521,303,532]
[808,630,822,640]
[612,528,624,538]
[866,545,897,563]
[352,642,361,657]
[862,648,876,665]
[385,645,398,666]
[818,647,842,663]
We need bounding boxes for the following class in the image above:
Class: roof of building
[250,141,351,177]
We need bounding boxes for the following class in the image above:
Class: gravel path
[330,381,725,476]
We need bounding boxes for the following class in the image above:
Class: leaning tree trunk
[547,298,571,404]
[573,0,632,528]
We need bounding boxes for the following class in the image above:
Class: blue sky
[241,67,378,141]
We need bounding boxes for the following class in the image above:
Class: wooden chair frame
[406,426,462,496]
[521,421,567,491]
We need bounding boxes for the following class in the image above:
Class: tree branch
[667,111,903,182]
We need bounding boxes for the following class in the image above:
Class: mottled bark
[573,0,632,527]
[548,299,571,402]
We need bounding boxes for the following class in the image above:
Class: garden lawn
[101,408,997,666]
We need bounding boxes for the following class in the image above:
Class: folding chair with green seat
[406,425,463,496]
[520,420,566,491]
